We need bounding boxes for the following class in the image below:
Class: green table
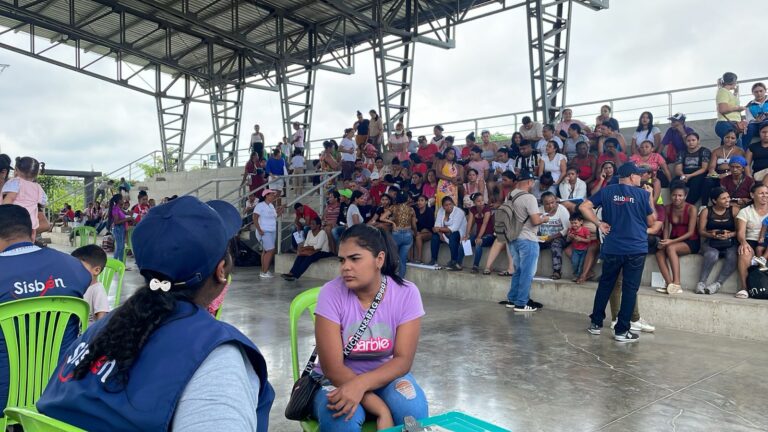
[381,411,510,432]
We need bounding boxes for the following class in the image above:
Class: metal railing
[44,150,163,217]
[276,171,341,254]
[298,75,768,158]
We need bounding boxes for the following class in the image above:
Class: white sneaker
[259,272,274,278]
[631,318,655,333]
[705,282,721,294]
[695,282,706,294]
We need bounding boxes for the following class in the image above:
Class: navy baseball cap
[133,196,241,286]
[517,169,536,181]
[618,163,645,178]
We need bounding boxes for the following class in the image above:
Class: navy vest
[37,301,275,431]
[0,242,90,409]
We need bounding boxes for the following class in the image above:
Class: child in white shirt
[71,245,111,324]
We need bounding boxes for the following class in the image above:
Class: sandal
[735,290,749,299]
[551,271,561,280]
[497,271,512,277]
[482,269,492,275]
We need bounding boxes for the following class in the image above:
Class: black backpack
[746,266,768,299]
[234,238,261,267]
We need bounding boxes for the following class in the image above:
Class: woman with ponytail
[37,197,274,431]
[312,223,428,431]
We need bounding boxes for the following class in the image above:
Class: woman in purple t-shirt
[312,224,427,431]
[107,194,133,261]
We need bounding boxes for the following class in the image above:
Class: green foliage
[38,175,85,212]
[488,132,510,143]
[137,155,165,179]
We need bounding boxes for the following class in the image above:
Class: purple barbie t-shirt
[314,275,425,375]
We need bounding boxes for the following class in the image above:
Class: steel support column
[372,0,416,135]
[156,74,193,172]
[526,0,573,124]
[527,0,608,124]
[210,83,245,167]
[278,17,317,156]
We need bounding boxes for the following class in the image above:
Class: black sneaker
[587,323,601,335]
[528,299,543,309]
[498,300,512,305]
[613,330,640,343]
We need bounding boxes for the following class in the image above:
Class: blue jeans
[332,226,346,246]
[715,120,742,148]
[430,231,464,265]
[312,373,428,432]
[392,229,414,278]
[506,239,540,307]
[590,253,646,334]
[470,234,495,267]
[571,248,587,276]
[112,224,126,262]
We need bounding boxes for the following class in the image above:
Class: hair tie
[149,278,172,292]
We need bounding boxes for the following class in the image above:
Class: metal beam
[156,74,193,172]
[526,0,572,124]
[210,82,244,167]
[373,0,419,136]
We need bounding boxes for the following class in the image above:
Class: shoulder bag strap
[300,276,388,377]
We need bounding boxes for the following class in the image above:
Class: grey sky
[0,0,764,173]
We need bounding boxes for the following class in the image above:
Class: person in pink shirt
[312,224,427,430]
[1,156,47,239]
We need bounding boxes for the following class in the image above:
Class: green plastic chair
[71,226,97,247]
[289,287,376,432]
[0,296,89,430]
[122,227,134,262]
[4,407,85,432]
[98,258,125,308]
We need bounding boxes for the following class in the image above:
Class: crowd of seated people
[288,90,768,299]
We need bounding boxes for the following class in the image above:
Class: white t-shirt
[340,138,356,162]
[346,204,362,226]
[537,204,571,237]
[253,202,277,232]
[292,129,305,149]
[632,127,661,145]
[291,155,305,169]
[541,153,568,182]
[84,282,110,324]
[559,179,587,200]
[305,230,330,253]
[536,136,563,155]
[737,205,767,242]
[491,160,515,180]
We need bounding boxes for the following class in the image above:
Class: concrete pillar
[84,176,95,208]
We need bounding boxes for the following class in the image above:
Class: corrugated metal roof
[0,0,500,82]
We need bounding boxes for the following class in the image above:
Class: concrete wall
[274,253,768,341]
[136,166,244,202]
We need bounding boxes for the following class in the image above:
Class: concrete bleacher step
[420,243,742,295]
[275,254,768,342]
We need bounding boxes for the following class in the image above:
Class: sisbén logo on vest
[612,194,636,205]
[13,275,67,298]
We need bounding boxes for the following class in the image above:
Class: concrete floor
[96,261,767,432]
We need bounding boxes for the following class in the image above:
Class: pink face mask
[207,275,231,317]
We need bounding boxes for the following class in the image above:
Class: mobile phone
[730,198,739,202]
[716,230,724,235]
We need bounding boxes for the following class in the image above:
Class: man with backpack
[498,169,550,312]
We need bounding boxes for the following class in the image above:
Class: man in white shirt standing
[281,217,333,281]
[428,196,467,271]
[291,122,305,154]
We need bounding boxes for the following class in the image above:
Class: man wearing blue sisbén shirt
[579,163,657,343]
[0,204,90,409]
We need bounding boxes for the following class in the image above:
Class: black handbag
[285,277,387,421]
